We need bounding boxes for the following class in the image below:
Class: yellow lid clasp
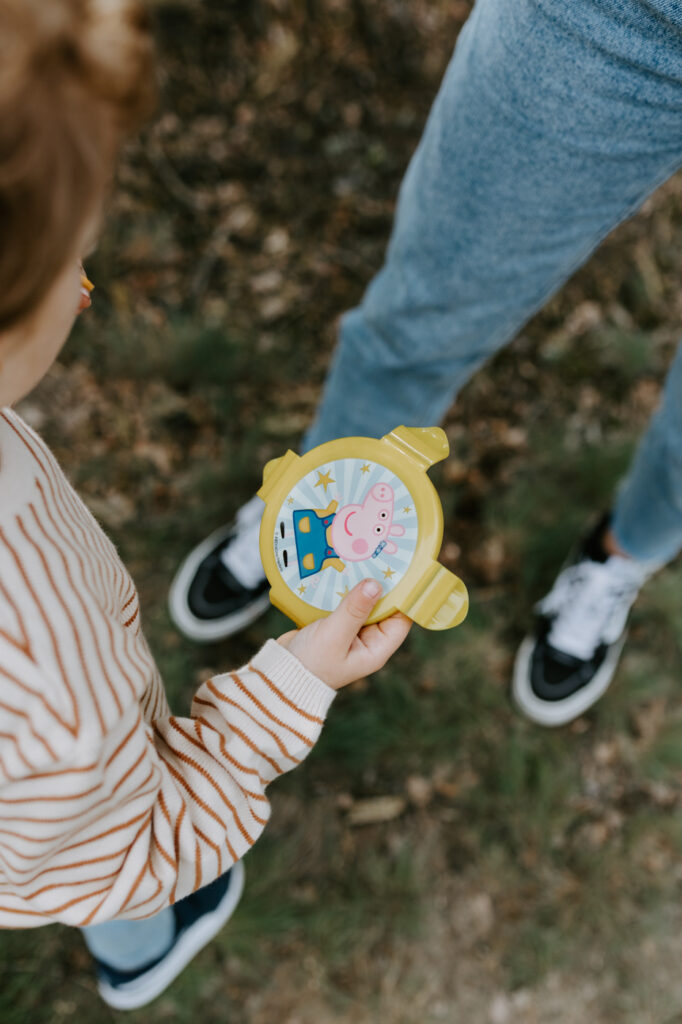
[402,560,469,630]
[382,426,449,470]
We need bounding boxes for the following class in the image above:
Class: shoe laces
[538,555,649,661]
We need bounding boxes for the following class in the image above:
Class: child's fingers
[277,585,411,689]
[350,613,412,675]
[318,579,383,653]
[372,611,413,650]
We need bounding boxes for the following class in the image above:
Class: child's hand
[277,579,412,690]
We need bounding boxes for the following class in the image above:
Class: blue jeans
[305,0,682,566]
[82,908,175,971]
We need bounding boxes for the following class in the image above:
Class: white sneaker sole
[97,859,246,1011]
[512,633,626,728]
[168,523,271,642]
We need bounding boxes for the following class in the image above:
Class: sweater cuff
[250,639,336,720]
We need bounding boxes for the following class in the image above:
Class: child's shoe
[169,496,269,642]
[512,517,654,727]
[95,861,245,1010]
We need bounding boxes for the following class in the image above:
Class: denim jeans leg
[303,0,682,449]
[611,342,682,564]
[81,907,175,971]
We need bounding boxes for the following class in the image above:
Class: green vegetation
[2,1,681,1021]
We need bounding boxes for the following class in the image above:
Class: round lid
[258,428,468,630]
[270,454,418,616]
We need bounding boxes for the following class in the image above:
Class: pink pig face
[330,482,405,562]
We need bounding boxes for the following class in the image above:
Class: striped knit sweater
[0,408,335,929]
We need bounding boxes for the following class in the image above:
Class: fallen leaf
[86,492,135,528]
[405,775,433,808]
[346,796,406,827]
[630,698,666,747]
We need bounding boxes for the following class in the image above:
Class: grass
[10,302,681,1021]
[5,290,679,1022]
[3,1,682,1019]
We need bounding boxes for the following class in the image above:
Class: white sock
[220,495,266,589]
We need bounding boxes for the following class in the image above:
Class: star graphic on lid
[336,585,350,599]
[403,506,412,514]
[315,469,335,492]
[287,497,294,506]
[382,566,395,580]
[360,463,371,474]
[297,584,306,595]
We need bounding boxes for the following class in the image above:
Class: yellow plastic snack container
[257,426,468,630]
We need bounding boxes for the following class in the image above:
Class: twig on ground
[146,140,206,214]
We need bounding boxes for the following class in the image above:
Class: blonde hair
[0,0,155,330]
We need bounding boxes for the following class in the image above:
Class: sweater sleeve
[0,638,335,928]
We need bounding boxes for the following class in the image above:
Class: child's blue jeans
[305,0,682,566]
[82,0,682,970]
[83,908,175,970]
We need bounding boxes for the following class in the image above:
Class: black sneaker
[169,496,270,642]
[95,860,245,1010]
[512,518,655,727]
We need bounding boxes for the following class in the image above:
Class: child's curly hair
[0,0,155,331]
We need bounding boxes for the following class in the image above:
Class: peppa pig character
[330,482,405,562]
[288,482,406,582]
[291,500,345,579]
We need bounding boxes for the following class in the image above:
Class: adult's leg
[513,339,681,728]
[304,0,682,448]
[168,0,682,644]
[612,342,682,564]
